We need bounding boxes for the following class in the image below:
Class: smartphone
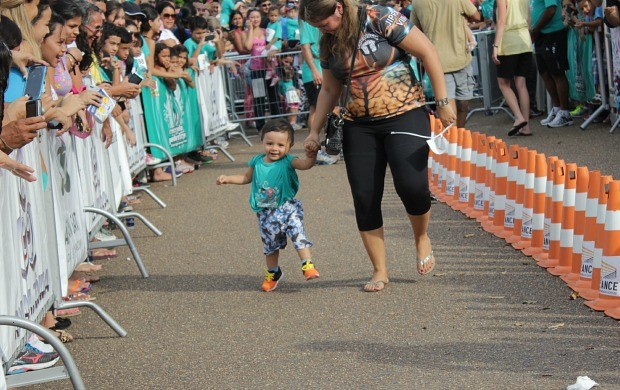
[24,65,47,100]
[205,33,215,41]
[25,99,42,118]
[127,73,143,85]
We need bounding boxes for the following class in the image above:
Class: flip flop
[514,132,533,136]
[417,250,435,276]
[363,279,389,292]
[508,121,528,136]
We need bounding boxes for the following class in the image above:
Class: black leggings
[343,108,431,231]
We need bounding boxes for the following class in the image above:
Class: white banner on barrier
[126,98,147,176]
[46,131,89,297]
[196,57,229,139]
[107,119,133,205]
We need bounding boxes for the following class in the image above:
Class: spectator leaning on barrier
[411,0,480,128]
[530,0,573,128]
[158,1,181,46]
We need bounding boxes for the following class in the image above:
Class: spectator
[411,0,480,128]
[105,0,126,27]
[158,1,181,46]
[531,0,573,127]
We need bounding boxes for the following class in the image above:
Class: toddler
[216,119,319,292]
[278,66,302,130]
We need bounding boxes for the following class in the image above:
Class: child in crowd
[154,43,177,91]
[174,44,195,88]
[216,119,319,292]
[278,66,302,130]
[284,5,300,49]
[184,16,223,68]
[264,6,283,85]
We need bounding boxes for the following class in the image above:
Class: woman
[157,1,180,47]
[300,0,456,291]
[492,0,533,136]
[228,10,247,54]
[104,0,125,27]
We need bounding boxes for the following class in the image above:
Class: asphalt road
[34,109,620,389]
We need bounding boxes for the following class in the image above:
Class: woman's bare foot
[151,168,172,182]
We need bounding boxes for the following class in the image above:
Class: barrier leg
[54,301,127,337]
[144,143,177,187]
[84,207,149,278]
[227,128,253,147]
[609,115,620,134]
[0,316,85,390]
[132,185,167,208]
[116,211,162,236]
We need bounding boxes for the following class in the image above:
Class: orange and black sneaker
[261,267,283,292]
[301,260,320,281]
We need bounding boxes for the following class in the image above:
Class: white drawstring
[390,122,454,139]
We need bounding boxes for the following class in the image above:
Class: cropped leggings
[343,107,431,231]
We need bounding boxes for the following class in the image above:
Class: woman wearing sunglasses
[157,1,180,47]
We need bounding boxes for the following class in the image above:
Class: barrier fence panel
[126,98,148,177]
[223,51,310,126]
[196,56,232,141]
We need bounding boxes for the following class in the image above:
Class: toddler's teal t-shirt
[249,154,299,212]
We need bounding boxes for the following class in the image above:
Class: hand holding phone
[24,65,47,101]
[127,73,144,85]
[25,99,42,118]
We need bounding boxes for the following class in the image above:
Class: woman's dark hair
[156,1,175,15]
[229,10,244,28]
[43,12,65,40]
[31,0,50,26]
[175,44,189,69]
[104,0,123,22]
[76,2,101,71]
[0,15,23,50]
[125,18,137,30]
[51,0,85,21]
[0,39,12,126]
[139,4,159,34]
[173,6,192,43]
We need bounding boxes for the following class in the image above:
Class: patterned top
[321,5,424,121]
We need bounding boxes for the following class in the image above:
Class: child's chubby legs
[257,199,319,291]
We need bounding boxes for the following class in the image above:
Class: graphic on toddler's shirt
[256,181,281,209]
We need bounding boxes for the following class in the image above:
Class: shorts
[303,81,321,107]
[444,63,475,101]
[256,198,313,255]
[534,28,568,76]
[496,52,533,79]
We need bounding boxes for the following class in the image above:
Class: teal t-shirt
[184,37,216,61]
[266,21,283,49]
[286,18,300,41]
[531,0,564,34]
[220,0,235,27]
[249,154,299,212]
[278,79,294,96]
[299,21,321,84]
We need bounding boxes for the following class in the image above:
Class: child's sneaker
[261,267,283,292]
[301,260,320,280]
[570,105,588,118]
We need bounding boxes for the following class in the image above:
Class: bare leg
[540,71,560,107]
[455,99,469,128]
[514,76,531,134]
[408,211,434,273]
[296,247,311,261]
[552,73,570,110]
[359,227,389,290]
[266,250,279,269]
[497,77,526,125]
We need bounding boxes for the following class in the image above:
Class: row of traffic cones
[427,116,620,321]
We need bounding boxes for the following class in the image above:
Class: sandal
[55,308,81,317]
[363,279,389,292]
[417,250,435,276]
[55,329,74,343]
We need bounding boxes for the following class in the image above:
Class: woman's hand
[0,116,47,150]
[492,46,500,65]
[60,92,86,116]
[436,104,457,127]
[303,132,321,153]
[10,50,49,77]
[79,89,103,107]
[0,151,37,182]
[4,96,29,122]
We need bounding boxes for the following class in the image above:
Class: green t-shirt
[531,0,564,34]
[266,21,283,49]
[249,154,299,212]
[183,37,216,61]
[220,0,235,27]
[299,21,321,84]
[286,18,300,41]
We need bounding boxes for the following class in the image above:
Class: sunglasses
[261,3,272,6]
[162,13,175,19]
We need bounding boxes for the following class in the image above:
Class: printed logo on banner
[581,243,595,277]
[489,194,495,218]
[504,203,515,227]
[17,185,37,279]
[543,219,551,249]
[521,211,532,238]
[445,176,454,196]
[600,258,620,296]
[475,187,484,209]
[459,179,469,202]
[55,140,71,195]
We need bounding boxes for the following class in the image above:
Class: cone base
[578,288,599,301]
[567,278,591,292]
[468,209,484,219]
[559,273,580,283]
[494,228,513,239]
[446,198,458,206]
[584,297,620,312]
[476,215,489,223]
[514,240,532,250]
[522,245,542,256]
[537,258,559,268]
[547,265,571,276]
[453,202,468,211]
[603,306,620,320]
[506,234,522,244]
[482,223,498,233]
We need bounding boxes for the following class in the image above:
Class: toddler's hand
[305,148,318,159]
[216,175,228,185]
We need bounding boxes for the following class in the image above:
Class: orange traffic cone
[514,151,542,251]
[487,142,512,239]
[548,163,578,276]
[585,180,620,312]
[579,175,613,301]
[531,156,559,262]
[428,115,438,193]
[538,159,566,268]
[454,130,472,212]
[480,138,499,226]
[568,170,601,292]
[447,128,464,207]
[462,131,480,216]
[468,133,489,219]
[430,119,444,196]
[560,167,590,283]
[499,144,521,239]
[439,126,458,202]
[507,147,532,244]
